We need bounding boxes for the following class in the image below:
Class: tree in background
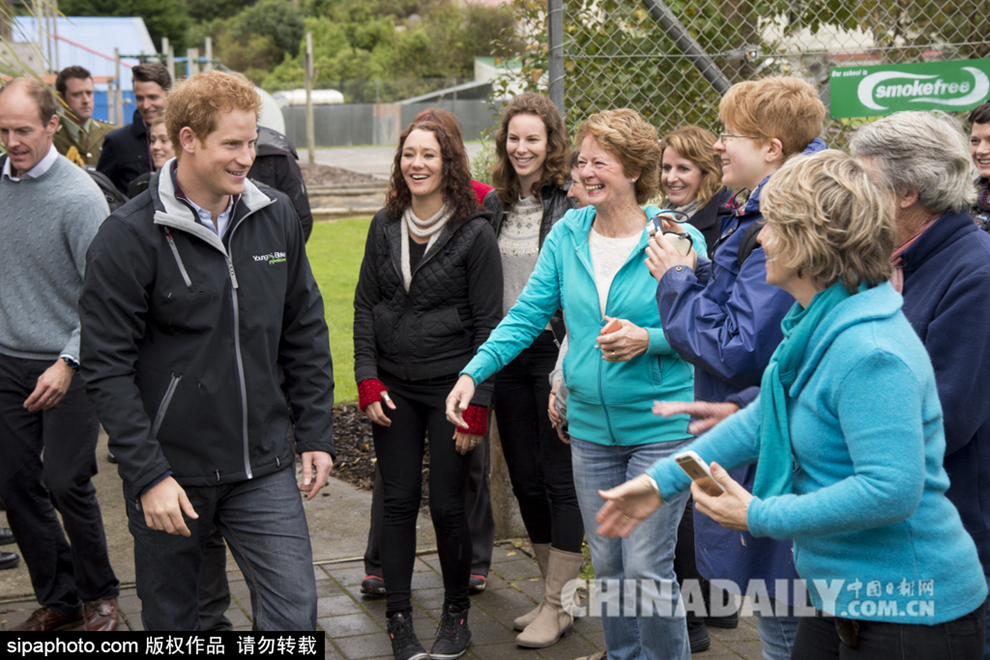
[59,0,189,53]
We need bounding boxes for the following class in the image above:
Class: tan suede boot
[512,543,551,631]
[516,548,585,648]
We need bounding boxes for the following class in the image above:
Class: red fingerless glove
[459,404,489,436]
[358,379,388,412]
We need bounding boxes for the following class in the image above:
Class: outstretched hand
[595,474,664,538]
[445,375,476,429]
[653,400,739,435]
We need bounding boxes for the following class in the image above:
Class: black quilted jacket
[353,207,503,406]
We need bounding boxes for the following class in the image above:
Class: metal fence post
[548,0,565,117]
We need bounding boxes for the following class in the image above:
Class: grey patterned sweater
[0,155,109,360]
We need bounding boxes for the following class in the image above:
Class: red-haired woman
[353,119,502,660]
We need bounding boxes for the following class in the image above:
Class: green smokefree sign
[830,59,990,119]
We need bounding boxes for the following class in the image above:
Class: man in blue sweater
[0,77,119,631]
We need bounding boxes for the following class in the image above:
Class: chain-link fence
[552,0,990,148]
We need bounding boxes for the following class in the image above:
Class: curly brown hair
[575,109,661,205]
[165,71,260,156]
[385,119,477,221]
[761,150,895,293]
[491,92,570,205]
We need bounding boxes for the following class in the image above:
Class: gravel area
[300,162,384,188]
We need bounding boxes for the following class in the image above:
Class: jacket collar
[129,110,148,138]
[741,138,829,216]
[150,159,276,254]
[901,210,978,277]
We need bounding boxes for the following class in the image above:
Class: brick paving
[0,542,763,659]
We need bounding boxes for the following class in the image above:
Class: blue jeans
[756,609,800,660]
[572,437,692,660]
[127,466,317,630]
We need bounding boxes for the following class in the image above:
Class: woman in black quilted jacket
[352,117,502,660]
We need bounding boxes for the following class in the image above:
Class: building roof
[13,16,156,90]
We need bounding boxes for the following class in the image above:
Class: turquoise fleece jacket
[648,283,987,624]
[462,205,705,446]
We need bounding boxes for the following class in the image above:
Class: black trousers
[790,604,985,659]
[0,353,118,614]
[364,442,493,579]
[492,331,583,552]
[374,372,472,616]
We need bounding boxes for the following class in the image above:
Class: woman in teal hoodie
[599,150,987,657]
[447,109,706,659]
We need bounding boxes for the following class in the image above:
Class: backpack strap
[736,218,766,270]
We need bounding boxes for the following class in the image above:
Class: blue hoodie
[648,283,987,624]
[462,205,705,446]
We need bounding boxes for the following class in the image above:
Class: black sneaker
[430,604,471,660]
[467,574,486,594]
[361,574,386,597]
[387,612,427,660]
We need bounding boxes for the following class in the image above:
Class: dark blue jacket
[97,110,152,196]
[655,138,827,598]
[900,210,990,572]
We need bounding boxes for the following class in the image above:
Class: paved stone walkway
[0,542,764,659]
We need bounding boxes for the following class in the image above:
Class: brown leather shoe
[84,598,119,632]
[12,606,83,631]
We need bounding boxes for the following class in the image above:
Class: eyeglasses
[718,133,762,143]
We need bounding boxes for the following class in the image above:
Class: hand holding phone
[674,450,725,492]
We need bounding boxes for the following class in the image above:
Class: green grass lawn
[307,217,372,404]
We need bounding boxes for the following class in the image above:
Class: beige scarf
[401,204,452,291]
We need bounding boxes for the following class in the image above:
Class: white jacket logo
[858,67,990,111]
[252,252,287,265]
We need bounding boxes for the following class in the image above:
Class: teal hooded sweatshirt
[462,204,704,446]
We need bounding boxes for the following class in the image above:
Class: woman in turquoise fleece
[600,150,987,658]
[447,109,706,659]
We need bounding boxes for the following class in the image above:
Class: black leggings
[374,372,472,616]
[492,331,584,552]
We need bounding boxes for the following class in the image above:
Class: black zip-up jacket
[353,207,502,406]
[483,181,574,343]
[250,127,313,242]
[80,169,334,501]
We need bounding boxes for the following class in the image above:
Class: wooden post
[113,48,123,126]
[166,45,175,83]
[187,48,199,76]
[204,37,213,72]
[304,31,315,165]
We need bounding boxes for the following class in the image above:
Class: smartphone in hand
[674,450,725,492]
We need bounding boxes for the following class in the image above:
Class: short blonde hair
[719,77,825,158]
[659,125,723,208]
[575,109,660,205]
[761,150,895,293]
[165,70,260,155]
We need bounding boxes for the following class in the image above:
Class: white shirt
[184,194,234,238]
[2,144,58,181]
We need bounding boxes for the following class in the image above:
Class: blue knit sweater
[648,283,987,624]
